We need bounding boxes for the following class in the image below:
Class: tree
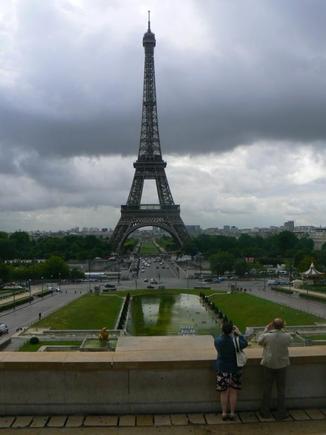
[234,259,249,277]
[42,256,69,279]
[209,251,235,275]
[297,255,313,273]
[0,263,10,283]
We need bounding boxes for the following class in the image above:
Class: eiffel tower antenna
[111,15,189,252]
[148,10,151,31]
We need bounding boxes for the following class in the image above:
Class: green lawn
[30,289,324,334]
[20,340,81,352]
[33,294,124,329]
[208,292,324,332]
[120,289,324,333]
[139,241,160,256]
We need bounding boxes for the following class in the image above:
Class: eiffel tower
[111,13,189,252]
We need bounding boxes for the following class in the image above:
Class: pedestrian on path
[214,322,248,421]
[38,312,42,321]
[258,318,293,420]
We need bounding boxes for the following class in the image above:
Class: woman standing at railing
[214,321,248,420]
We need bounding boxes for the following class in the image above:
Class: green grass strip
[33,294,124,330]
[20,340,81,352]
[208,292,324,332]
[139,241,160,256]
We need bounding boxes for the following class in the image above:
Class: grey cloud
[1,0,326,168]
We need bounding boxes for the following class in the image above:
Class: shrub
[29,336,39,344]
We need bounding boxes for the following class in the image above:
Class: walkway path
[0,409,325,434]
[286,285,326,300]
[214,280,326,319]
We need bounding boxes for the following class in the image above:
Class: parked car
[0,323,9,336]
[104,284,116,289]
[147,285,155,289]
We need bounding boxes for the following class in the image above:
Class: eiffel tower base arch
[110,205,189,253]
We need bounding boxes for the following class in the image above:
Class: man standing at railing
[257,318,293,420]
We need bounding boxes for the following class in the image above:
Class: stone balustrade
[0,336,325,415]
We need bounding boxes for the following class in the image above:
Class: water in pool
[127,293,220,336]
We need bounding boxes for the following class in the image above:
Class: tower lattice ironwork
[111,13,189,252]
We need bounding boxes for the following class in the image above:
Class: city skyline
[1,1,326,231]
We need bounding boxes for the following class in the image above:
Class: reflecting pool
[127,293,220,336]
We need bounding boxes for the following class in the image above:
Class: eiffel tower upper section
[126,12,174,207]
[110,13,189,251]
[138,13,162,161]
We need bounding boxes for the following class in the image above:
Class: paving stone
[272,413,292,421]
[30,416,49,428]
[12,416,33,428]
[188,413,206,425]
[256,412,276,422]
[0,417,15,428]
[170,414,189,426]
[119,415,136,427]
[205,413,223,425]
[47,416,68,427]
[225,414,240,423]
[305,409,325,420]
[65,416,84,427]
[136,415,154,426]
[238,411,259,423]
[289,409,310,421]
[84,416,118,427]
[154,415,171,426]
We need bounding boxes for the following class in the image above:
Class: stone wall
[0,336,325,415]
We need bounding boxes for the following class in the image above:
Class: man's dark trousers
[261,366,287,418]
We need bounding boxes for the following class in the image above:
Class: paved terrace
[0,410,326,434]
[0,337,325,434]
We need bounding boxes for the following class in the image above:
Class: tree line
[0,231,112,285]
[0,231,111,261]
[182,231,326,276]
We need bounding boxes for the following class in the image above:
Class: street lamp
[117,257,121,285]
[88,259,91,293]
[41,276,44,297]
[28,278,32,302]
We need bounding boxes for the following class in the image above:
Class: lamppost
[88,259,91,293]
[117,257,121,286]
[28,278,32,302]
[41,276,44,297]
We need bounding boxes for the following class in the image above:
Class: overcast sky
[1,0,326,232]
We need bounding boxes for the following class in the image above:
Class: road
[0,286,88,338]
[1,257,325,341]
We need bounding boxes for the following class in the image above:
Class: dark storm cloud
[1,0,326,163]
[2,0,326,231]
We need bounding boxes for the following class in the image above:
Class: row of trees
[183,231,326,275]
[0,256,84,284]
[0,231,112,261]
